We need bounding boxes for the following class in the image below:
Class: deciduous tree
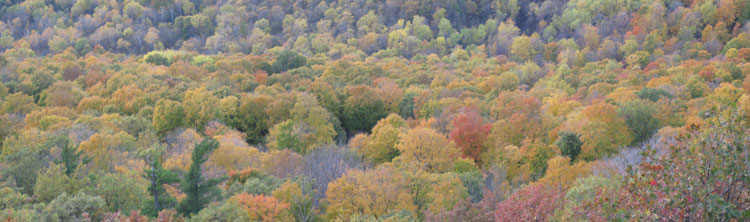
[324,165,417,220]
[449,107,490,163]
[395,127,462,173]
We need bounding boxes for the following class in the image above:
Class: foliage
[272,179,317,222]
[424,190,496,222]
[47,135,87,176]
[621,108,750,221]
[226,174,282,196]
[0,187,29,210]
[40,192,107,222]
[33,163,84,203]
[188,202,248,222]
[182,88,220,131]
[343,85,388,134]
[449,107,490,163]
[564,100,633,160]
[395,127,462,173]
[229,193,293,222]
[142,148,180,217]
[0,0,749,219]
[178,138,226,216]
[272,50,307,73]
[554,131,583,161]
[494,183,565,222]
[153,99,186,135]
[87,173,147,214]
[324,165,417,220]
[617,99,660,145]
[352,114,408,165]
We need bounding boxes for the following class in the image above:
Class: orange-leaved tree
[449,107,490,163]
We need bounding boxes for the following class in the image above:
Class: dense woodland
[0,0,750,221]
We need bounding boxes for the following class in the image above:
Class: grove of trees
[0,0,750,221]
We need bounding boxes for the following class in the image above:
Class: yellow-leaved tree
[394,127,461,173]
[324,165,417,220]
[562,100,633,160]
[351,113,408,165]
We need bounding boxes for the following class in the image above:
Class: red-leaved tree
[494,183,565,222]
[450,107,490,163]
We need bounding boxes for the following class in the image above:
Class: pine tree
[177,138,226,216]
[48,135,89,176]
[142,146,179,217]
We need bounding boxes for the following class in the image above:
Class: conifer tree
[178,138,226,216]
[48,135,88,176]
[142,144,179,217]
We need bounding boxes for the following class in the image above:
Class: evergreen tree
[271,50,306,73]
[141,144,179,217]
[177,138,226,216]
[48,135,88,176]
[554,131,583,162]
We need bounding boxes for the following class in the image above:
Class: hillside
[0,0,749,221]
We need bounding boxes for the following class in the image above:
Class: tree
[226,172,283,197]
[554,131,583,162]
[272,50,306,73]
[357,11,385,35]
[77,132,137,172]
[142,144,180,217]
[40,192,107,222]
[267,120,303,153]
[267,93,336,154]
[537,156,593,189]
[563,100,633,160]
[488,91,543,147]
[449,107,490,163]
[425,190,496,222]
[351,114,408,165]
[399,92,418,119]
[189,201,248,221]
[88,173,147,214]
[0,132,49,194]
[229,94,272,144]
[229,193,293,222]
[324,165,417,220]
[31,72,55,100]
[272,179,316,222]
[636,87,671,102]
[145,53,170,66]
[39,81,85,108]
[438,18,454,37]
[343,85,388,134]
[178,138,226,216]
[494,183,564,222]
[395,127,462,173]
[0,187,28,210]
[208,132,262,173]
[47,135,87,176]
[33,164,84,203]
[497,72,520,91]
[425,173,470,213]
[153,99,185,135]
[413,23,433,41]
[620,105,750,221]
[555,176,623,221]
[510,35,532,61]
[617,99,659,145]
[183,87,220,131]
[2,93,38,114]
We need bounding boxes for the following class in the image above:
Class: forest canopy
[1,0,750,221]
